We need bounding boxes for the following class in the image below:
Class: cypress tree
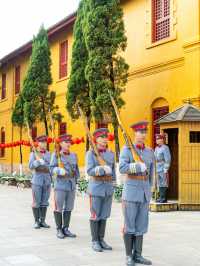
[22,25,52,135]
[84,0,129,160]
[66,0,91,150]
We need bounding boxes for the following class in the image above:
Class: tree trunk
[19,126,23,176]
[41,97,49,136]
[110,61,121,161]
[113,122,120,162]
[86,115,91,152]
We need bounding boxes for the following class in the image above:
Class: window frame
[59,122,67,135]
[0,127,5,158]
[15,65,21,95]
[1,73,6,100]
[145,0,177,48]
[59,40,68,79]
[152,0,170,43]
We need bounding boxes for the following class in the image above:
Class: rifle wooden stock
[109,93,143,163]
[77,105,106,166]
[26,121,41,161]
[48,111,64,169]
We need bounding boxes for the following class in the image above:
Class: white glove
[103,165,112,175]
[129,162,147,174]
[138,162,147,172]
[164,169,168,174]
[59,168,66,176]
[129,163,137,174]
[38,159,45,165]
[53,167,66,176]
[94,166,105,176]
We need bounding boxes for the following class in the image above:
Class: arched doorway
[151,98,169,147]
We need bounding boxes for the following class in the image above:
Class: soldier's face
[96,136,108,148]
[135,130,147,143]
[38,142,47,151]
[156,139,164,146]
[60,141,71,151]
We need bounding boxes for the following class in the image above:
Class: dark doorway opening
[164,128,179,200]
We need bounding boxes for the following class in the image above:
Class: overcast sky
[0,0,80,58]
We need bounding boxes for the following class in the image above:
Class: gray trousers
[54,189,76,213]
[32,184,51,208]
[89,195,113,221]
[122,200,149,236]
[157,172,168,187]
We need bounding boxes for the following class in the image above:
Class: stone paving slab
[0,185,200,266]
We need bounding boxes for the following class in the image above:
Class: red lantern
[108,133,115,141]
[47,137,53,144]
[74,138,79,144]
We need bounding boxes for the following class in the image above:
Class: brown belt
[156,160,164,163]
[57,175,73,179]
[91,176,112,182]
[35,168,49,174]
[127,174,147,181]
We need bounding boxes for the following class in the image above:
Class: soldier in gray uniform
[50,134,80,239]
[29,135,51,229]
[86,128,116,252]
[119,121,154,266]
[154,133,171,203]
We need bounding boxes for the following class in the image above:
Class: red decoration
[47,137,53,144]
[108,133,115,141]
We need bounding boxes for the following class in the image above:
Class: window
[96,122,108,129]
[15,66,20,94]
[152,0,170,43]
[190,132,200,143]
[59,40,68,79]
[1,73,6,100]
[59,122,67,135]
[31,127,37,141]
[0,127,5,157]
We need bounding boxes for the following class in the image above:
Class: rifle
[77,105,106,166]
[109,92,143,163]
[153,159,159,200]
[26,121,41,160]
[48,111,64,169]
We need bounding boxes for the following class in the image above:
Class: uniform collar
[39,150,46,154]
[61,150,70,156]
[98,148,107,153]
[135,143,145,150]
[157,144,163,147]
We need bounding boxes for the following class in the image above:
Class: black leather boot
[159,187,167,203]
[39,207,50,228]
[99,220,112,250]
[134,236,152,265]
[156,187,162,203]
[62,211,76,237]
[90,220,102,252]
[54,211,65,239]
[32,207,40,229]
[123,233,135,266]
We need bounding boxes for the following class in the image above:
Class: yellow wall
[0,0,199,171]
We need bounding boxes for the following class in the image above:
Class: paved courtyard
[0,185,200,266]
